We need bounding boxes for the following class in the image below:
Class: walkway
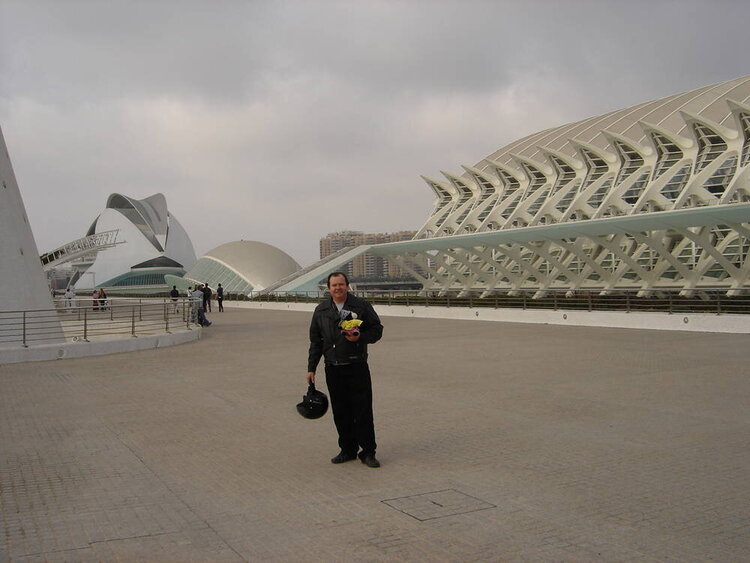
[1,308,748,561]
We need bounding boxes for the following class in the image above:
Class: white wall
[74,209,160,289]
[165,214,197,270]
[230,300,750,334]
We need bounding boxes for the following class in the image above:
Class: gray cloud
[1,0,748,265]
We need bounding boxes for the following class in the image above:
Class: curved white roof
[186,240,300,292]
[477,75,750,172]
[106,193,169,239]
[416,75,750,240]
[75,193,196,289]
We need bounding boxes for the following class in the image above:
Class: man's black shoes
[331,451,381,467]
[330,451,357,464]
[359,454,381,468]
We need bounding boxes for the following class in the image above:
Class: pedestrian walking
[216,283,224,312]
[170,285,180,313]
[203,283,212,312]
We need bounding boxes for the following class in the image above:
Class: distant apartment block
[320,230,417,280]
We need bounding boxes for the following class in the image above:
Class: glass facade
[185,258,254,293]
[103,268,185,287]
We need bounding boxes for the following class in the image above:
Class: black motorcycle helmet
[296,383,329,419]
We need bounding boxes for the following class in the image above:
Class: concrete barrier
[0,327,201,365]
[229,300,750,333]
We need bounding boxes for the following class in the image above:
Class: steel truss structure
[383,76,750,297]
[40,230,120,271]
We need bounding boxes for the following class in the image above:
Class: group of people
[91,288,108,310]
[176,282,225,327]
[57,287,106,310]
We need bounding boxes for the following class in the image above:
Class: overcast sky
[2,0,748,266]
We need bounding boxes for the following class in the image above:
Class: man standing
[306,272,384,468]
[203,283,212,312]
[64,287,75,310]
[170,285,180,313]
[216,283,224,312]
[192,284,211,326]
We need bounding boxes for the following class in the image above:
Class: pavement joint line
[87,530,176,544]
[16,530,177,558]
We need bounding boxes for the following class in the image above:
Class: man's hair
[327,271,349,287]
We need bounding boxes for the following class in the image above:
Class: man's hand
[344,333,360,342]
[306,371,315,384]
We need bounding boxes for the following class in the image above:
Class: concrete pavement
[1,307,749,561]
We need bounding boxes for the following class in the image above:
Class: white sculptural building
[0,126,61,315]
[387,75,750,297]
[165,240,300,294]
[272,75,750,297]
[73,193,196,291]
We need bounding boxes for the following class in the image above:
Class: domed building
[73,193,196,291]
[166,240,301,294]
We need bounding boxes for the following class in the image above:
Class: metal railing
[1,298,196,348]
[237,288,750,315]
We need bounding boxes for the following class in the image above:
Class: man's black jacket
[307,293,383,373]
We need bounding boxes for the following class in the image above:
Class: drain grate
[382,489,496,521]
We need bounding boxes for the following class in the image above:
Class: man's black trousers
[324,362,376,456]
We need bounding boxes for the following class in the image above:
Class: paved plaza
[1,308,749,561]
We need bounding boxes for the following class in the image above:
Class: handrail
[1,298,196,348]
[223,288,750,316]
[41,288,750,317]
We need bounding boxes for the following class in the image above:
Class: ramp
[260,245,371,294]
[40,230,120,271]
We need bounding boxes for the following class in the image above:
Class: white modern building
[0,126,61,314]
[73,193,196,291]
[273,75,750,297]
[166,240,300,294]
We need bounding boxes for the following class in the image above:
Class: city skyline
[2,1,749,266]
[320,229,417,280]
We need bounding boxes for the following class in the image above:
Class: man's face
[328,275,348,301]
